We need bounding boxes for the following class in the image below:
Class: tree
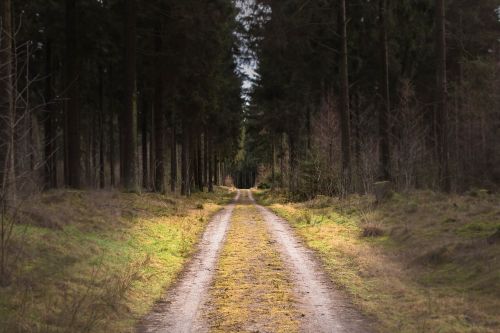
[436,0,450,192]
[122,0,138,192]
[0,0,16,201]
[378,0,391,181]
[64,0,81,188]
[338,0,352,190]
[153,24,165,193]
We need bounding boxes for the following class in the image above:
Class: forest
[0,0,499,332]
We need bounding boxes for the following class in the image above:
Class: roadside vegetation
[255,189,500,333]
[0,187,234,333]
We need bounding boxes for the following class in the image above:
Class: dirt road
[138,190,370,333]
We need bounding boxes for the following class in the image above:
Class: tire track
[250,190,371,333]
[137,191,240,333]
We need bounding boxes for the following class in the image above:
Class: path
[138,190,370,333]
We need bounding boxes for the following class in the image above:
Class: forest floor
[3,187,498,333]
[0,187,234,333]
[255,189,500,333]
[139,190,370,333]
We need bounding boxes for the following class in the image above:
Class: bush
[258,182,271,190]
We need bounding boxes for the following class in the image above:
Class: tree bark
[108,65,116,188]
[0,0,15,203]
[153,26,165,193]
[197,133,203,191]
[208,132,213,193]
[339,0,352,190]
[170,115,177,193]
[99,65,105,189]
[44,39,57,189]
[64,0,81,188]
[436,0,451,192]
[379,0,391,181]
[122,0,138,192]
[142,96,149,190]
[181,119,190,196]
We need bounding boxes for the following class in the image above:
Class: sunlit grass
[255,189,500,333]
[0,187,234,333]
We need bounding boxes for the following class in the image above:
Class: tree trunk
[0,0,15,203]
[214,151,219,186]
[208,133,213,193]
[142,96,149,190]
[181,120,190,196]
[170,116,177,193]
[44,39,57,189]
[339,0,352,191]
[197,133,203,191]
[153,26,165,193]
[271,136,275,189]
[436,0,450,192]
[122,0,138,192]
[204,131,208,190]
[99,65,105,189]
[379,0,391,181]
[65,0,81,188]
[108,65,116,187]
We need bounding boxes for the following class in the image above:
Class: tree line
[244,0,500,197]
[0,0,243,202]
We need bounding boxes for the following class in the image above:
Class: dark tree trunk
[0,0,16,204]
[44,39,57,189]
[196,132,203,191]
[339,0,352,190]
[208,132,213,193]
[170,116,177,193]
[436,0,451,192]
[122,0,138,191]
[99,65,105,189]
[65,0,81,188]
[214,151,219,186]
[181,120,190,196]
[142,96,149,190]
[153,26,165,193]
[271,136,275,189]
[108,65,116,188]
[379,0,391,181]
[204,131,208,190]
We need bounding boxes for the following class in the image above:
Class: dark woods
[244,0,500,198]
[0,0,242,201]
[0,0,499,202]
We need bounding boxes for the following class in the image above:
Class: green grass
[254,189,500,333]
[0,187,234,333]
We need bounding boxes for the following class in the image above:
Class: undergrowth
[254,189,500,333]
[0,187,234,333]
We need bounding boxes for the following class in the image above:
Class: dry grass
[207,204,299,333]
[0,187,234,333]
[254,189,500,333]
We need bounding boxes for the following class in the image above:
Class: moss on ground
[207,203,299,333]
[0,187,234,333]
[254,189,500,333]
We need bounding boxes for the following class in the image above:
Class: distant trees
[0,0,243,197]
[0,0,498,199]
[248,0,500,197]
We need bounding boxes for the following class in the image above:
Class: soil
[137,190,371,333]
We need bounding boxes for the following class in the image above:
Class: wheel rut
[138,189,371,333]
